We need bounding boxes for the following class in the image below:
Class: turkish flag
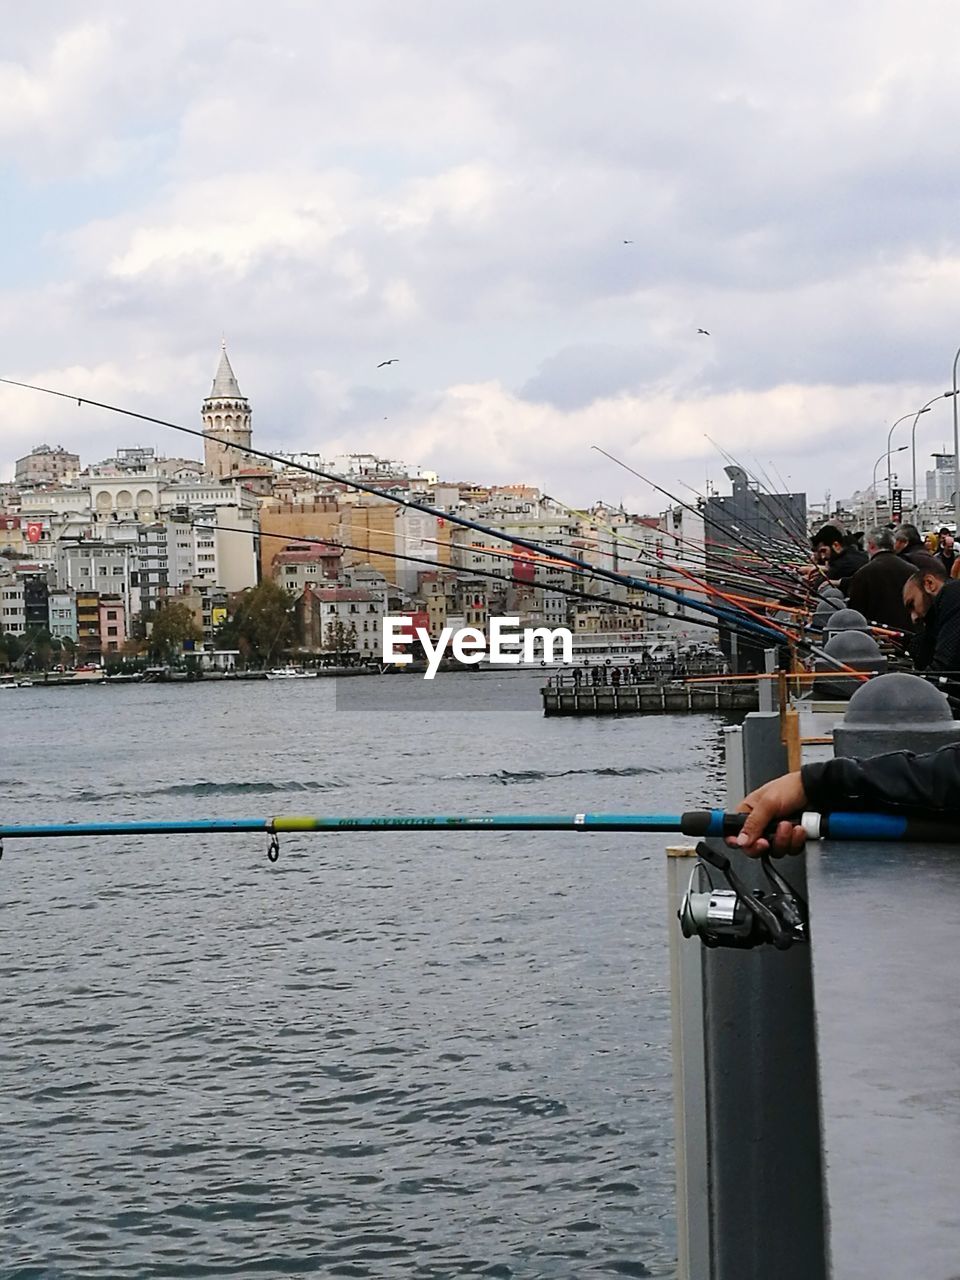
[25,522,42,544]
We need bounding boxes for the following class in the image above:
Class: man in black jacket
[903,564,960,686]
[810,524,867,585]
[846,526,914,635]
[730,742,960,856]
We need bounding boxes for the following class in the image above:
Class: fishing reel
[679,841,807,950]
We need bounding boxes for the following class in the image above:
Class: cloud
[3,0,960,512]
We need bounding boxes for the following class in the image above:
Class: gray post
[667,846,710,1280]
[758,649,777,713]
[670,711,829,1280]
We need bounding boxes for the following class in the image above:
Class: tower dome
[202,342,252,479]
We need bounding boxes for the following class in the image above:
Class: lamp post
[909,391,960,519]
[953,345,960,532]
[886,411,922,508]
[872,445,908,526]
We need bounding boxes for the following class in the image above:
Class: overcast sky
[2,1,960,513]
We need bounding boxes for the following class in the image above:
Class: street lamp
[953,345,960,531]
[910,391,960,518]
[886,411,923,508]
[872,444,908,526]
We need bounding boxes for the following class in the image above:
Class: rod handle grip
[680,810,747,837]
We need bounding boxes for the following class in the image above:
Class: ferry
[265,667,318,680]
[476,630,721,672]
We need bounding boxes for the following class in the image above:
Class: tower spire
[210,342,242,399]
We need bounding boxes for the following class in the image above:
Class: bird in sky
[623,239,634,244]
[377,358,399,368]
[697,328,710,336]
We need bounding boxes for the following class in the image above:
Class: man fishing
[730,741,960,856]
[810,524,867,588]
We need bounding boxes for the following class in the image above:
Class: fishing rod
[0,376,787,645]
[543,494,796,600]
[678,472,804,567]
[249,519,871,684]
[593,440,803,581]
[542,493,805,643]
[205,519,745,643]
[590,446,810,600]
[1,809,957,843]
[703,435,811,554]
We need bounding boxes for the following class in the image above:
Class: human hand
[726,771,808,856]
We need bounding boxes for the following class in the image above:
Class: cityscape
[3,343,959,676]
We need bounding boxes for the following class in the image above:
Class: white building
[311,587,386,660]
[0,577,26,635]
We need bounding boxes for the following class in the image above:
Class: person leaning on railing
[730,740,960,856]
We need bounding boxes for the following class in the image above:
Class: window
[107,627,118,637]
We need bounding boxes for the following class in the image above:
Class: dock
[540,672,758,716]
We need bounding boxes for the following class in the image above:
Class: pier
[541,671,758,716]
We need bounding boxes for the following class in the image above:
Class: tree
[322,619,358,665]
[228,580,295,665]
[148,602,202,662]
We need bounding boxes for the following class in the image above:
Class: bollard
[669,713,829,1280]
[833,671,955,756]
[823,607,870,635]
[814,630,885,699]
[806,672,960,1279]
[810,595,844,632]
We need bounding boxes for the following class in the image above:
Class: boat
[476,630,723,672]
[0,678,32,689]
[265,667,318,680]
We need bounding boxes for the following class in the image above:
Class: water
[1,673,726,1279]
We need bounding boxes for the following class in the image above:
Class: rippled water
[1,674,726,1278]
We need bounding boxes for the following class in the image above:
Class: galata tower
[202,342,252,479]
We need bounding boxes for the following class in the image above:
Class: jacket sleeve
[801,742,960,812]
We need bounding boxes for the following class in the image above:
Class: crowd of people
[810,520,960,699]
[727,520,960,857]
[551,650,729,689]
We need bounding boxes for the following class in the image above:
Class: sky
[2,1,960,514]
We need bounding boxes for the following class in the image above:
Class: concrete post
[667,846,710,1280]
[702,711,828,1280]
[669,712,829,1280]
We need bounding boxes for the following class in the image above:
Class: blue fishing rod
[0,810,955,842]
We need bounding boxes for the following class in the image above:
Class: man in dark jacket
[730,741,960,856]
[893,523,942,574]
[846,525,914,635]
[903,564,960,691]
[810,524,868,585]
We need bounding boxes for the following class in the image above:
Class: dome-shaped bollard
[823,608,870,635]
[818,583,845,602]
[833,672,960,756]
[810,595,844,632]
[814,630,885,700]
